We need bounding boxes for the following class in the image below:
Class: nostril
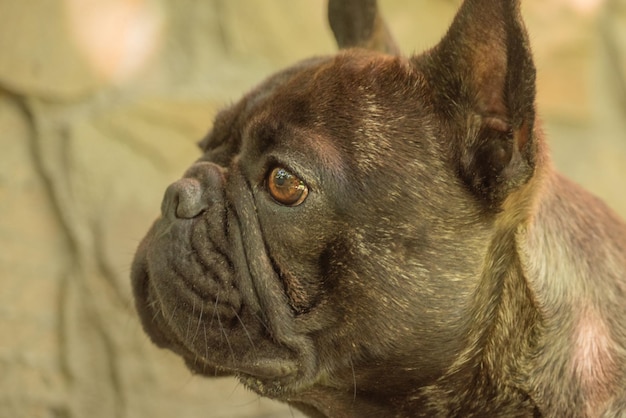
[162,178,208,219]
[161,162,226,220]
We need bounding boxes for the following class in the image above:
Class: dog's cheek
[257,206,340,315]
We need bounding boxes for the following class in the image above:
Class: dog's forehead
[199,48,433,184]
[240,50,423,156]
[248,49,418,119]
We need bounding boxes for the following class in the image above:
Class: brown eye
[267,167,309,206]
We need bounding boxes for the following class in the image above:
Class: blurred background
[0,0,624,417]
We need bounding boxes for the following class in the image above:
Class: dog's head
[131,0,539,411]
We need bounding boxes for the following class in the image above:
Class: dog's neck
[412,191,544,416]
[515,167,626,417]
[444,152,626,417]
[411,145,569,415]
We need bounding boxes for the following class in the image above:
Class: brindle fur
[131,0,626,416]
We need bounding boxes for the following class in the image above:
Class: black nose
[161,162,224,219]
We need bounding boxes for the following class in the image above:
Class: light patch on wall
[64,0,165,84]
[566,0,605,14]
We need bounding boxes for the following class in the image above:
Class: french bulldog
[131,0,626,416]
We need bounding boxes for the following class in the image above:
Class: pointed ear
[421,0,537,207]
[328,0,400,54]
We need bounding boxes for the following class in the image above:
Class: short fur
[131,0,626,416]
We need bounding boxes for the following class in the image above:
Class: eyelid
[262,157,314,190]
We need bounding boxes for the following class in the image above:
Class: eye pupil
[275,169,288,186]
[268,167,309,206]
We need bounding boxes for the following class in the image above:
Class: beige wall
[1,1,624,417]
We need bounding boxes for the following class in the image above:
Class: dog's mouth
[130,210,313,393]
[142,272,299,381]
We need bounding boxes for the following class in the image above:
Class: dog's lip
[185,355,299,380]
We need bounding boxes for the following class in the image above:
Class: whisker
[228,378,243,399]
[217,310,236,364]
[190,303,205,346]
[166,305,179,330]
[185,298,196,341]
[203,323,212,369]
[253,311,272,335]
[209,291,220,329]
[150,301,162,323]
[232,307,256,351]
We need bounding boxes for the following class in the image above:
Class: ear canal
[420,0,537,207]
[328,0,400,54]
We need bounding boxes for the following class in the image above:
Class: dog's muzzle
[131,161,303,381]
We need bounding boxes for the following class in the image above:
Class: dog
[131,0,626,416]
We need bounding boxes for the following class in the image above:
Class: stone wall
[1,1,624,417]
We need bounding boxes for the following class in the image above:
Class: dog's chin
[180,349,300,384]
